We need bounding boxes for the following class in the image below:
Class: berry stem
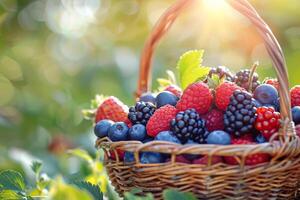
[248,61,259,92]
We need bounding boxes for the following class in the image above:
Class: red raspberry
[215,82,242,111]
[146,105,177,137]
[164,84,182,97]
[176,82,213,114]
[224,138,270,165]
[255,107,280,141]
[264,78,279,90]
[175,155,191,164]
[291,86,300,107]
[95,96,129,123]
[201,109,224,131]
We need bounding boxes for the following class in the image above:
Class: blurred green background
[0,0,300,182]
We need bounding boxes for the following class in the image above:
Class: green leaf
[68,149,93,165]
[0,190,26,200]
[74,181,103,200]
[163,189,197,200]
[49,177,93,200]
[177,50,210,89]
[0,170,26,192]
[31,161,42,174]
[124,189,154,200]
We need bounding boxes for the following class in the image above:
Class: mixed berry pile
[87,51,300,166]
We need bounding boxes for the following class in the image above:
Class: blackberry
[234,69,260,91]
[224,90,257,137]
[208,66,234,82]
[171,109,208,144]
[128,101,156,125]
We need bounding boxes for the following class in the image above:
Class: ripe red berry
[176,82,213,115]
[224,138,270,165]
[164,85,182,97]
[95,96,129,123]
[264,78,279,90]
[146,105,177,137]
[192,156,223,165]
[291,86,300,107]
[215,82,242,111]
[109,149,125,161]
[201,109,224,132]
[255,107,280,141]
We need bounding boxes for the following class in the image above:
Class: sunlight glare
[203,0,227,12]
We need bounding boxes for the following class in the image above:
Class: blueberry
[124,151,135,163]
[139,92,156,104]
[94,120,114,138]
[140,152,164,164]
[129,124,146,141]
[108,122,129,141]
[292,106,300,125]
[155,131,181,144]
[156,91,179,108]
[255,134,267,143]
[252,99,262,108]
[206,131,231,145]
[183,140,201,161]
[254,84,278,105]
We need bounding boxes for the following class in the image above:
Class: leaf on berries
[177,50,210,89]
[207,74,224,89]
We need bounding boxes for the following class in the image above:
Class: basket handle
[137,0,292,123]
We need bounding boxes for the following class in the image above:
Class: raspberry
[207,66,234,82]
[291,86,300,107]
[164,85,182,97]
[224,90,257,137]
[95,96,129,123]
[255,107,280,141]
[146,105,177,137]
[263,78,279,90]
[201,109,224,132]
[215,82,242,111]
[128,102,156,125]
[234,69,260,91]
[176,82,213,114]
[171,109,208,144]
[224,138,270,165]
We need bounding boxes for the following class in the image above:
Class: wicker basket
[96,0,300,199]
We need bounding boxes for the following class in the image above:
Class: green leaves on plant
[124,188,153,200]
[74,181,103,200]
[49,177,93,200]
[31,161,42,175]
[68,149,94,165]
[0,190,27,200]
[177,50,210,89]
[0,170,26,192]
[163,189,197,200]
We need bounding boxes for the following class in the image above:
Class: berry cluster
[88,52,300,166]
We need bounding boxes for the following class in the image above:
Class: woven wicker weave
[96,0,300,199]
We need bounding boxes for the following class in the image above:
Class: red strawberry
[146,105,177,137]
[264,78,279,90]
[164,85,182,97]
[291,86,300,107]
[201,109,224,131]
[192,156,223,165]
[176,82,213,114]
[215,82,241,111]
[95,96,129,123]
[255,107,280,141]
[224,138,270,165]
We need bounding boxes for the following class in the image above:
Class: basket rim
[96,135,300,157]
